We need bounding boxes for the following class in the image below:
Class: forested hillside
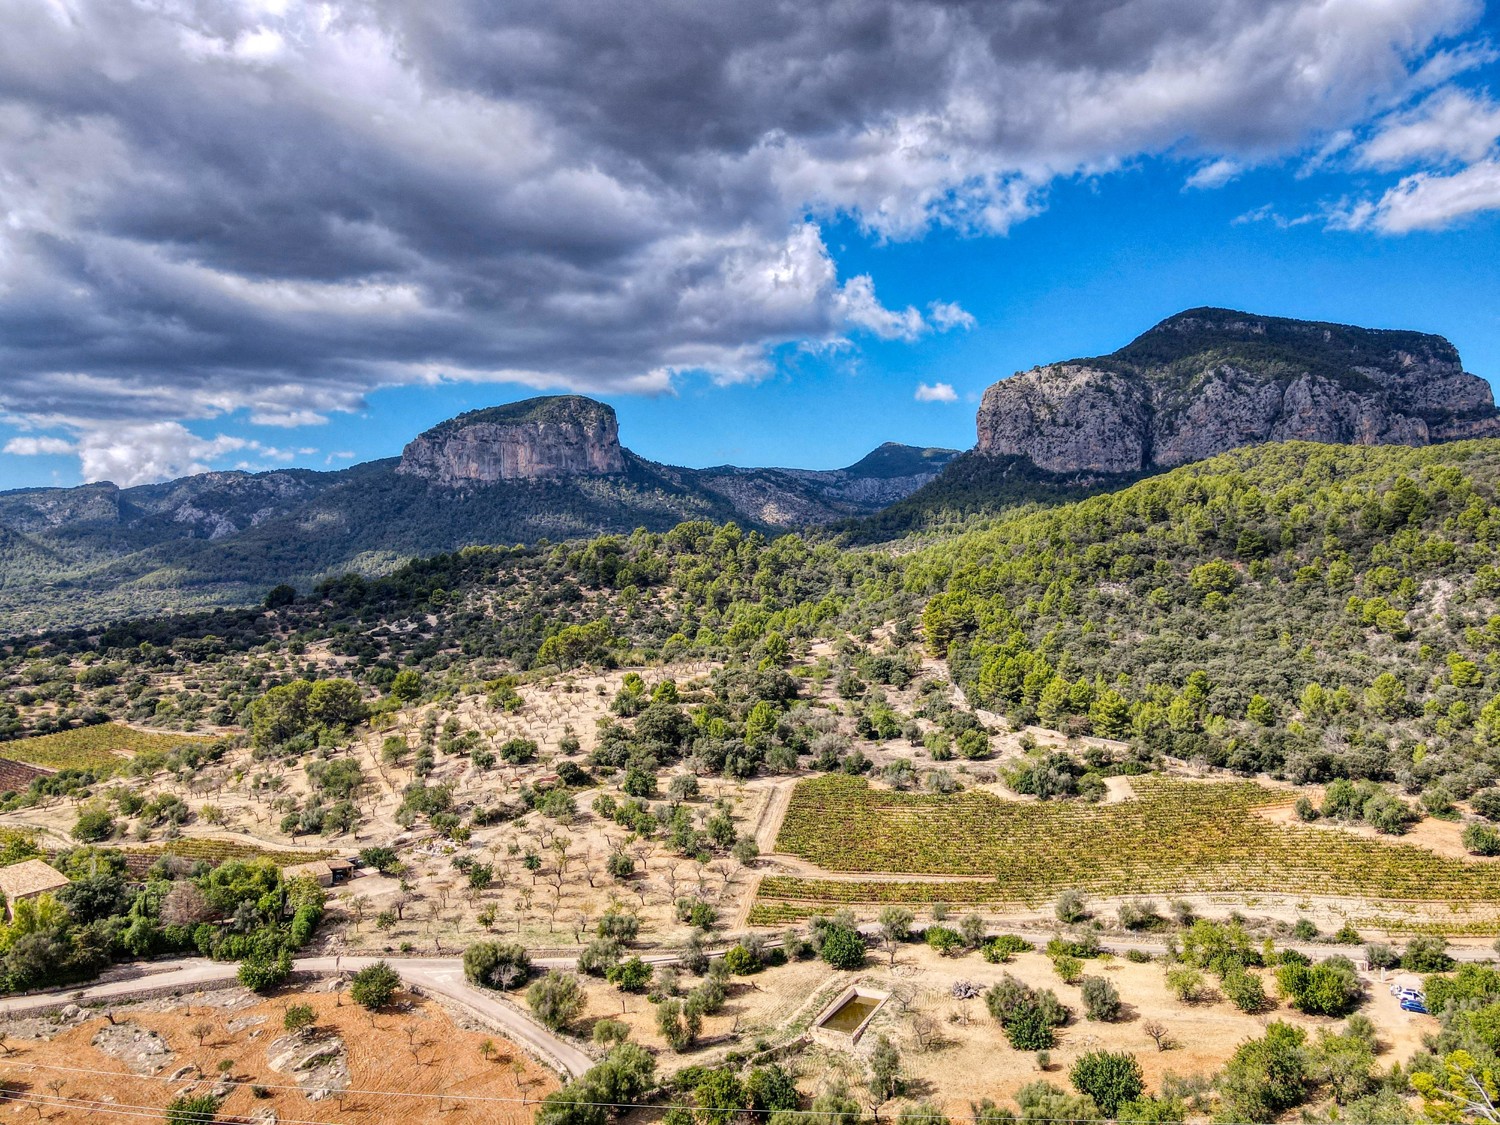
[915,440,1500,801]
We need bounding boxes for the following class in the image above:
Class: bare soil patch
[0,984,557,1124]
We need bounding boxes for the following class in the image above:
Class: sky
[3,0,1500,489]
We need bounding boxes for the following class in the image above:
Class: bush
[283,1003,315,1032]
[1070,1050,1144,1116]
[1055,890,1088,923]
[983,935,1034,963]
[1080,976,1121,1021]
[656,996,702,1051]
[165,1094,222,1125]
[528,971,585,1031]
[237,949,291,993]
[723,943,762,975]
[819,924,866,970]
[1364,942,1399,970]
[1276,957,1361,1016]
[464,941,533,990]
[1222,969,1268,1013]
[1052,955,1083,984]
[607,956,653,993]
[1464,822,1500,856]
[985,974,1068,1050]
[578,938,624,977]
[926,926,963,956]
[1401,936,1454,973]
[1165,967,1205,1002]
[350,960,401,1010]
[71,808,114,842]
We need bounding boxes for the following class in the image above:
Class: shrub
[607,957,653,993]
[1080,976,1121,1021]
[926,926,963,956]
[593,1018,630,1046]
[283,1003,315,1033]
[578,938,624,977]
[464,941,533,990]
[723,943,762,975]
[1401,936,1454,973]
[1222,969,1268,1013]
[165,1094,222,1125]
[527,971,585,1031]
[983,935,1034,963]
[656,996,701,1051]
[350,961,401,1010]
[1464,823,1500,856]
[819,924,866,970]
[1052,955,1083,984]
[1070,1050,1144,1116]
[1276,957,1361,1016]
[1165,967,1205,1002]
[237,949,291,993]
[985,974,1068,1050]
[71,808,114,842]
[1055,890,1088,923]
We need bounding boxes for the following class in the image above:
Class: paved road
[0,954,594,1080]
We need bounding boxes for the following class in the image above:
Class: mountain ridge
[0,400,957,633]
[975,307,1500,474]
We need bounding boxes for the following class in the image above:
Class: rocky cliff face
[396,396,626,486]
[976,308,1500,473]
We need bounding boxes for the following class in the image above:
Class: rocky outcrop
[266,1029,349,1099]
[397,395,626,486]
[975,308,1500,474]
[0,481,120,532]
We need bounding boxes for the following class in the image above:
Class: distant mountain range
[0,401,957,632]
[3,306,1497,635]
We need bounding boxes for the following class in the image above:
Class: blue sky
[3,1,1500,488]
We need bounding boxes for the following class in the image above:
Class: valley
[8,310,1500,1124]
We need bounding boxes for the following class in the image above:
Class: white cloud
[1341,158,1500,233]
[1185,159,1242,190]
[928,301,976,331]
[0,0,1484,458]
[915,382,959,403]
[4,435,75,456]
[835,274,928,342]
[1358,89,1500,170]
[72,423,250,487]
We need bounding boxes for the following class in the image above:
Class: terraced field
[115,838,336,876]
[0,722,215,774]
[749,774,1500,922]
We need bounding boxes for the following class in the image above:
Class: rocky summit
[396,395,627,485]
[975,308,1500,474]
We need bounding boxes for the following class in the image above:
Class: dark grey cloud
[0,0,1483,482]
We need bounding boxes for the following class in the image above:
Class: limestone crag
[976,309,1500,474]
[396,395,626,486]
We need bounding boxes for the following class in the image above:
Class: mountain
[395,395,627,485]
[0,397,955,634]
[975,308,1500,474]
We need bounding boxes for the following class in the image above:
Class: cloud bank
[0,0,1484,482]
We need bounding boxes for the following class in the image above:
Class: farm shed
[282,857,355,887]
[0,858,70,920]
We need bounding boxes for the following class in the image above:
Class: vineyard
[116,838,336,876]
[0,756,48,792]
[752,775,1500,920]
[0,723,214,774]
